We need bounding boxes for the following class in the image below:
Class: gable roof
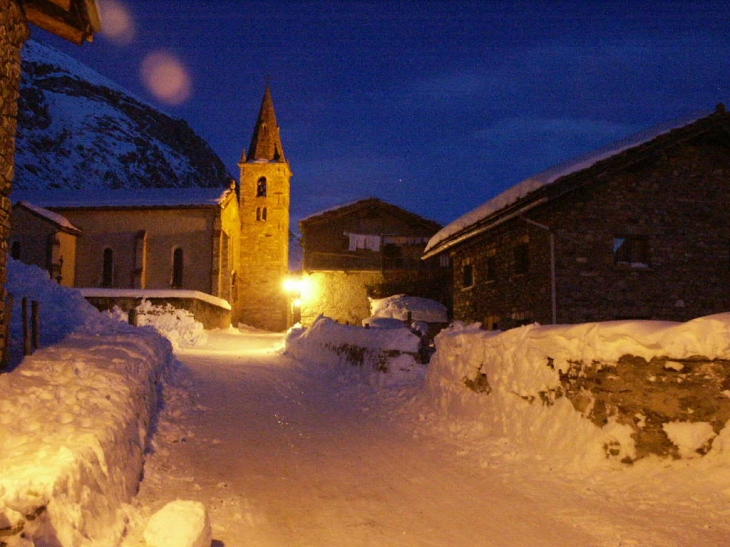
[11,186,236,211]
[423,105,730,259]
[13,200,82,234]
[300,197,441,232]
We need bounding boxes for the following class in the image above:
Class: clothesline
[345,232,429,252]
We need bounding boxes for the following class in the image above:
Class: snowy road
[125,329,730,547]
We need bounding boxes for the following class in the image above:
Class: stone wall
[300,270,386,326]
[432,317,730,463]
[0,0,30,363]
[556,354,730,461]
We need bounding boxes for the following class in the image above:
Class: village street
[122,328,730,547]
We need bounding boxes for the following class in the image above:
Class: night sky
[33,0,730,226]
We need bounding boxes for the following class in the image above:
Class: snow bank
[424,315,730,467]
[285,316,423,386]
[369,294,448,323]
[0,260,175,546]
[6,258,101,353]
[105,299,208,349]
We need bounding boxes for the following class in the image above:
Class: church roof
[244,85,286,163]
[12,186,235,210]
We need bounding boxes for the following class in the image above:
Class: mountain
[14,40,232,192]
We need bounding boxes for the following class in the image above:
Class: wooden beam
[23,5,86,44]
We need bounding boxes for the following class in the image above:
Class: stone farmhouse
[423,105,730,329]
[11,85,292,332]
[1,0,100,365]
[298,198,450,326]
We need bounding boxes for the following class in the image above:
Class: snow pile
[0,260,176,546]
[423,315,730,467]
[369,294,448,323]
[286,315,423,386]
[132,299,208,349]
[143,501,212,547]
[6,258,100,353]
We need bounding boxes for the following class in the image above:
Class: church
[10,85,292,332]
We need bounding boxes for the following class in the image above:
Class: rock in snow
[143,501,212,547]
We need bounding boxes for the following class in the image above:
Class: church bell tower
[237,84,292,331]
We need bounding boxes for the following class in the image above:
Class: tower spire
[246,84,286,163]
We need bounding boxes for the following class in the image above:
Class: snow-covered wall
[426,316,730,464]
[286,315,421,374]
[0,260,175,545]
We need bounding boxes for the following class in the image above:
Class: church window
[256,207,267,221]
[172,247,184,288]
[102,247,114,287]
[256,177,267,197]
[10,240,20,260]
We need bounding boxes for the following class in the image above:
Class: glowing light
[140,50,192,106]
[98,0,135,46]
[283,277,300,293]
[283,276,314,302]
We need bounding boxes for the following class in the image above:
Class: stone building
[11,200,81,286]
[423,105,730,329]
[1,0,99,364]
[298,198,449,326]
[237,85,291,331]
[11,85,292,331]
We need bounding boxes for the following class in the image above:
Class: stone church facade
[10,85,292,332]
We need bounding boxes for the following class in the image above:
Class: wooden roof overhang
[22,0,101,45]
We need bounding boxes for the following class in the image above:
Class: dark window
[485,254,497,282]
[463,263,474,287]
[10,240,20,260]
[256,206,268,221]
[256,177,267,197]
[614,236,649,266]
[382,243,403,269]
[514,243,529,275]
[172,247,184,288]
[102,248,114,287]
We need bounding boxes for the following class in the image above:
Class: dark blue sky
[34,0,730,226]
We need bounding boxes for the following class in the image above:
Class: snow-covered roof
[78,288,232,310]
[424,108,716,257]
[11,186,235,210]
[15,200,82,234]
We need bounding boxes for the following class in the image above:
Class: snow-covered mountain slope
[14,40,231,191]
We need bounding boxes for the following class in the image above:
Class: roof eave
[422,197,547,259]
